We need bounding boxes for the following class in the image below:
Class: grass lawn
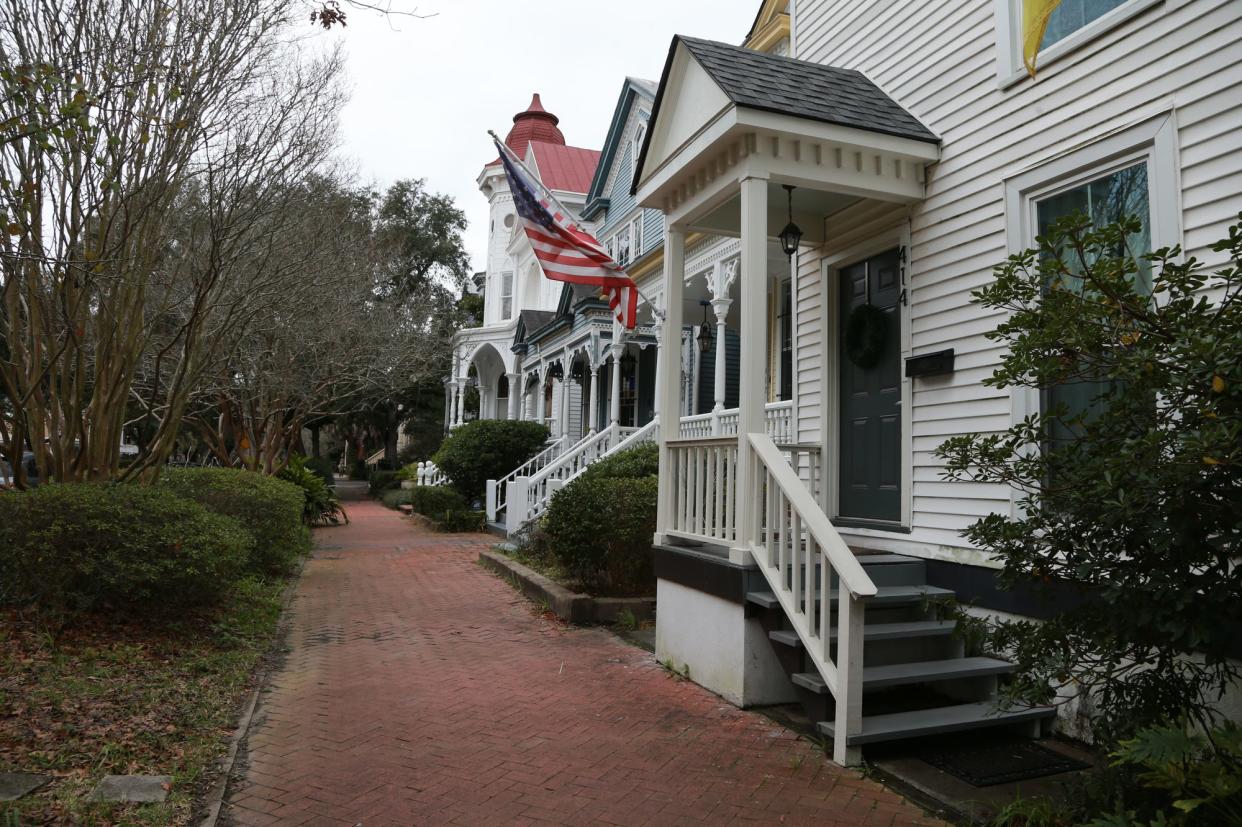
[0,577,286,825]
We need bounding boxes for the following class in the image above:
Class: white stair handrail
[747,432,875,766]
[488,435,567,521]
[525,424,627,519]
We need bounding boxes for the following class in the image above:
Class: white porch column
[454,378,467,427]
[559,353,572,440]
[506,372,521,420]
[444,379,455,431]
[651,324,663,418]
[656,226,685,544]
[609,339,624,427]
[587,363,600,434]
[734,177,768,560]
[536,368,546,426]
[711,297,732,434]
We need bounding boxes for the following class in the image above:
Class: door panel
[838,248,902,524]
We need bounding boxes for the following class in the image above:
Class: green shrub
[303,455,336,488]
[431,420,549,503]
[381,489,413,510]
[579,441,658,481]
[278,456,348,525]
[436,509,485,533]
[162,467,309,575]
[542,445,657,595]
[408,485,468,516]
[368,469,400,496]
[0,483,251,615]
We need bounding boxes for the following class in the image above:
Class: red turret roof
[484,93,600,195]
[504,93,565,149]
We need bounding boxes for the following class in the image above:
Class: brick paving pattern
[221,494,943,826]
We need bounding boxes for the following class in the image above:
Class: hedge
[381,486,481,532]
[541,444,657,595]
[0,483,252,615]
[162,467,309,575]
[431,420,549,503]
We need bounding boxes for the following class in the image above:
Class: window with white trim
[614,224,632,267]
[631,214,644,259]
[995,0,1161,84]
[630,120,647,171]
[500,270,513,319]
[1004,113,1179,465]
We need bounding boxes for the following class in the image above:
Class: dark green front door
[838,248,902,524]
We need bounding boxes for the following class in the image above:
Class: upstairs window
[1039,0,1130,51]
[631,215,644,259]
[996,0,1160,85]
[500,270,514,319]
[630,120,647,172]
[614,225,632,267]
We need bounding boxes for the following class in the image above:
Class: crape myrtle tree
[0,0,348,485]
[936,213,1242,745]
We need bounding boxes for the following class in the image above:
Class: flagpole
[487,130,666,321]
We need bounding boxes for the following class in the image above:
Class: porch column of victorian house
[558,349,573,440]
[536,364,547,426]
[710,259,734,435]
[608,334,624,428]
[655,225,685,543]
[453,376,467,428]
[587,355,600,435]
[442,376,454,431]
[506,372,521,420]
[733,176,768,560]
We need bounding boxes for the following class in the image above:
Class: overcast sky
[332,1,757,272]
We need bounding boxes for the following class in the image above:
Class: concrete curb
[478,549,655,625]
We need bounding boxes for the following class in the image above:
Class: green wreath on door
[844,303,888,369]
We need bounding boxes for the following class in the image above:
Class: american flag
[494,137,639,329]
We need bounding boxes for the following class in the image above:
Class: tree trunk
[310,424,321,458]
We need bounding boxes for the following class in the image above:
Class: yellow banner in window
[1022,0,1064,76]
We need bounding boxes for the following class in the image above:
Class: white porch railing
[364,449,385,468]
[486,436,567,523]
[748,432,876,765]
[415,460,448,487]
[505,418,659,534]
[677,400,793,443]
[664,436,739,546]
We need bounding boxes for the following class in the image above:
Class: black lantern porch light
[778,184,802,259]
[696,299,713,353]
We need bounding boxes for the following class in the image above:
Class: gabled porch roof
[633,36,940,236]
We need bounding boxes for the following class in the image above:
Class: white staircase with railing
[414,460,448,487]
[486,436,567,524]
[660,430,1055,766]
[501,419,659,535]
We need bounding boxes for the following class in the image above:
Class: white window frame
[1003,112,1180,509]
[994,0,1162,89]
[630,119,648,169]
[614,224,632,267]
[499,270,514,320]
[631,214,644,259]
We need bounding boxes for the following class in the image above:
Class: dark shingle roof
[679,37,938,145]
[517,310,555,340]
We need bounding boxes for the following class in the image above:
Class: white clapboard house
[627,0,1242,765]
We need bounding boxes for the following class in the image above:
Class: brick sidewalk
[220,497,942,827]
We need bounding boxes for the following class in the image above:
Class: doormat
[917,739,1091,787]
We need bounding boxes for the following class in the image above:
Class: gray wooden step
[792,657,1015,694]
[747,584,953,610]
[768,619,957,649]
[817,702,1056,746]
